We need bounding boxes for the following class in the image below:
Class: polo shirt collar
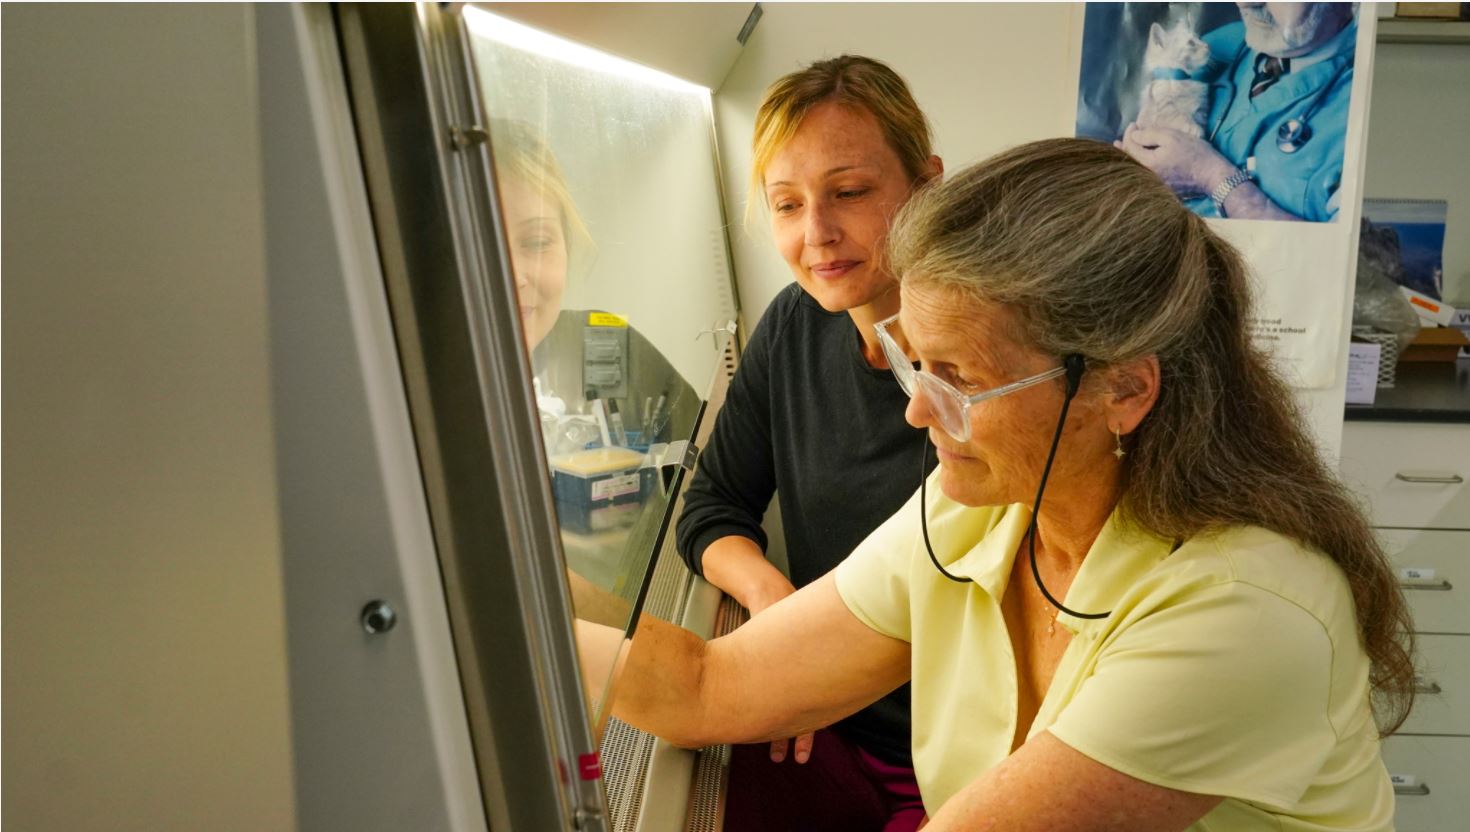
[926,497,1177,633]
[929,499,1030,598]
[1054,511,1177,633]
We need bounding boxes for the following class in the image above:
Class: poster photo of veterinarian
[1077,2,1361,223]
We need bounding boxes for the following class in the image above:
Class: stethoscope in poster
[1074,2,1376,389]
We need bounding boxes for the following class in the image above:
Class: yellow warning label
[587,312,628,328]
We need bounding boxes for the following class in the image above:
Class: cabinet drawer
[1400,634,1470,736]
[1380,735,1470,832]
[1379,528,1470,634]
[1340,422,1470,530]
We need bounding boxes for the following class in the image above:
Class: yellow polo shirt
[835,470,1394,830]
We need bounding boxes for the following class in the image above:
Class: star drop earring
[1112,426,1126,460]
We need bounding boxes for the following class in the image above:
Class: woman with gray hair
[613,138,1412,830]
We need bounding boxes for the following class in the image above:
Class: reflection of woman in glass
[490,119,695,446]
[495,119,583,351]
[675,57,941,832]
[492,119,696,645]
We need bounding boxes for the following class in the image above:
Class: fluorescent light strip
[463,7,709,95]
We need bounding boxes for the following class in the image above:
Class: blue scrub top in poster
[1188,20,1357,222]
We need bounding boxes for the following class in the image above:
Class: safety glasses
[874,313,1068,443]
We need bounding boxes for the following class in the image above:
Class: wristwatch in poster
[1211,168,1253,218]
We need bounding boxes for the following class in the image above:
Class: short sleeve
[834,484,923,643]
[1048,581,1337,809]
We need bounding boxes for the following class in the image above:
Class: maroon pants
[723,729,925,832]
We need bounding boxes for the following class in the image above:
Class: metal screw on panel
[449,125,489,149]
[361,600,398,635]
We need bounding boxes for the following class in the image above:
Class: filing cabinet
[1376,528,1470,633]
[1341,418,1470,832]
[1380,735,1470,832]
[1339,422,1470,530]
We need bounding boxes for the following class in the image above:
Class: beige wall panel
[2,4,295,830]
[1363,41,1470,303]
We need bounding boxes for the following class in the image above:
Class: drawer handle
[1394,472,1464,484]
[1400,578,1453,591]
[1394,783,1431,797]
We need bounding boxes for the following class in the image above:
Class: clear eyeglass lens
[879,327,915,396]
[878,320,971,441]
[916,374,968,442]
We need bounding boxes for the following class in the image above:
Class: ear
[1149,21,1166,47]
[919,154,944,185]
[1102,355,1161,436]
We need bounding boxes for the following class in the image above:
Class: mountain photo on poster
[1360,198,1448,300]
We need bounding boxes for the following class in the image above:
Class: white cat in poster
[1136,20,1211,138]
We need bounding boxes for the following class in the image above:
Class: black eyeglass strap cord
[919,353,1110,621]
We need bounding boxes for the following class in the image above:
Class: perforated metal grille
[684,740,730,832]
[712,593,747,636]
[644,532,695,626]
[601,485,697,831]
[684,595,746,832]
[602,716,656,831]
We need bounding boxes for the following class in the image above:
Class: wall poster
[1361,198,1449,300]
[1075,2,1376,388]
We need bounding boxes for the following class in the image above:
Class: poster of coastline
[1360,198,1448,300]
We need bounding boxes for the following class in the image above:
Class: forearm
[700,534,795,612]
[566,569,633,629]
[613,574,910,750]
[613,613,716,748]
[613,611,810,748]
[1219,180,1303,222]
[1200,155,1302,222]
[612,612,809,748]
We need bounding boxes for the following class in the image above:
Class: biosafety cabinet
[261,4,752,830]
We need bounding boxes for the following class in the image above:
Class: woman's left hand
[1115,123,1235,197]
[768,732,816,765]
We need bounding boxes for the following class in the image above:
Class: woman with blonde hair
[675,56,941,830]
[490,117,696,447]
[491,117,594,351]
[625,138,1413,831]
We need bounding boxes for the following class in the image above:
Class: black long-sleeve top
[676,283,936,766]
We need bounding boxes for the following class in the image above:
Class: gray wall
[2,5,295,830]
[1363,40,1470,304]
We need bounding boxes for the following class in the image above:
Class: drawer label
[1398,567,1437,582]
[592,472,641,502]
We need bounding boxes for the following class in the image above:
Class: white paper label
[1398,567,1437,582]
[1345,343,1380,405]
[591,472,640,502]
[1390,774,1417,787]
